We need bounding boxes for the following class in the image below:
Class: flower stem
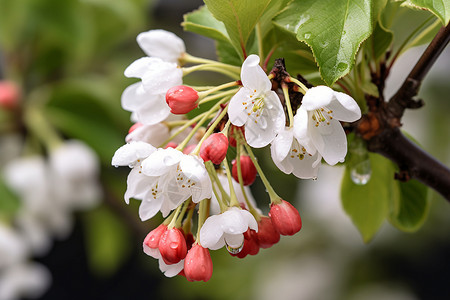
[174,199,191,228]
[243,143,282,205]
[183,64,240,79]
[198,89,238,106]
[198,81,239,98]
[256,22,264,63]
[282,83,294,128]
[192,104,229,155]
[288,77,308,94]
[182,53,241,72]
[205,161,229,212]
[25,107,62,151]
[158,112,207,148]
[197,198,211,243]
[222,157,240,208]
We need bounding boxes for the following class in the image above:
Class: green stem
[192,104,229,155]
[288,77,308,94]
[158,112,207,148]
[197,198,211,244]
[222,157,240,208]
[182,53,241,73]
[256,22,264,63]
[183,64,241,79]
[205,161,229,212]
[282,83,294,128]
[243,143,282,204]
[174,199,191,228]
[25,107,62,151]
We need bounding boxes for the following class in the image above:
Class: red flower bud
[143,224,167,256]
[182,144,197,155]
[165,142,178,149]
[0,81,20,110]
[128,122,143,134]
[199,133,228,164]
[166,85,199,114]
[159,227,187,264]
[269,200,302,236]
[228,126,245,147]
[230,229,259,258]
[256,216,280,248]
[184,244,213,282]
[232,155,257,186]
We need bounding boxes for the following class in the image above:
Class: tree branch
[357,23,450,201]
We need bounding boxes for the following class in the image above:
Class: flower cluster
[113,30,361,281]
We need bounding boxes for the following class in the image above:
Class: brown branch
[357,23,450,201]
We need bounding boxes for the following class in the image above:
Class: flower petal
[200,215,226,250]
[124,57,154,78]
[137,30,185,63]
[271,127,294,162]
[228,88,250,126]
[179,155,212,203]
[141,148,183,176]
[241,55,271,91]
[121,82,147,111]
[301,86,334,111]
[135,94,171,125]
[317,119,347,165]
[329,91,361,122]
[138,195,164,221]
[158,258,184,277]
[223,233,244,248]
[141,60,183,94]
[111,142,156,167]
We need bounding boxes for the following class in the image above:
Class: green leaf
[274,0,373,85]
[341,153,396,242]
[388,179,430,232]
[182,5,230,42]
[203,0,272,59]
[371,22,394,59]
[404,0,450,25]
[83,206,131,277]
[0,177,21,220]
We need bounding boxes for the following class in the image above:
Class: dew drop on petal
[350,160,371,185]
[170,242,178,249]
[226,241,244,254]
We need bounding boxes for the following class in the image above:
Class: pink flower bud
[256,216,280,248]
[199,133,228,164]
[269,200,302,236]
[143,224,167,257]
[184,243,213,282]
[159,227,187,264]
[165,142,178,149]
[232,155,257,186]
[182,144,197,154]
[0,81,20,110]
[166,85,199,114]
[128,122,143,134]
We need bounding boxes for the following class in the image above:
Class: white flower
[112,142,167,221]
[49,140,101,210]
[228,55,285,148]
[122,57,183,125]
[199,207,258,250]
[137,29,186,64]
[141,148,212,216]
[294,86,361,165]
[0,262,51,300]
[0,225,28,268]
[125,122,170,145]
[271,127,321,179]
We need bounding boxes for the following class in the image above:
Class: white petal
[329,91,362,122]
[141,148,183,176]
[228,88,250,126]
[121,82,147,112]
[301,86,334,111]
[124,168,148,204]
[271,127,294,162]
[126,123,170,146]
[317,119,347,165]
[293,109,317,156]
[124,57,154,78]
[199,215,226,250]
[137,30,185,63]
[138,196,164,221]
[223,233,244,248]
[179,155,211,203]
[135,94,171,125]
[158,259,184,277]
[289,146,321,179]
[111,142,156,167]
[271,146,294,175]
[141,60,182,94]
[241,55,271,91]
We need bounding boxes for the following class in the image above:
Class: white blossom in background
[271,127,322,179]
[141,148,212,217]
[0,225,28,268]
[137,29,186,64]
[200,207,258,250]
[228,55,285,148]
[122,57,182,125]
[49,140,101,210]
[294,86,361,165]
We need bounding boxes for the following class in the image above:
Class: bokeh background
[0,0,449,299]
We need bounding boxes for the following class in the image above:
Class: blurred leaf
[0,177,21,220]
[83,206,132,277]
[370,22,394,59]
[389,179,430,232]
[403,0,450,25]
[341,153,396,243]
[274,0,373,85]
[203,0,271,59]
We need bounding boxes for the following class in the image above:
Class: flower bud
[182,144,197,155]
[256,216,280,248]
[143,224,167,257]
[166,85,199,114]
[228,126,244,147]
[128,122,143,134]
[159,227,188,264]
[269,200,302,236]
[232,155,257,186]
[165,142,178,149]
[184,243,213,282]
[199,133,228,164]
[0,81,20,110]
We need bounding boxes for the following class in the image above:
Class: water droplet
[170,242,178,249]
[226,241,244,254]
[337,62,348,73]
[350,160,371,185]
[312,177,318,181]
[303,32,311,40]
[319,41,329,48]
